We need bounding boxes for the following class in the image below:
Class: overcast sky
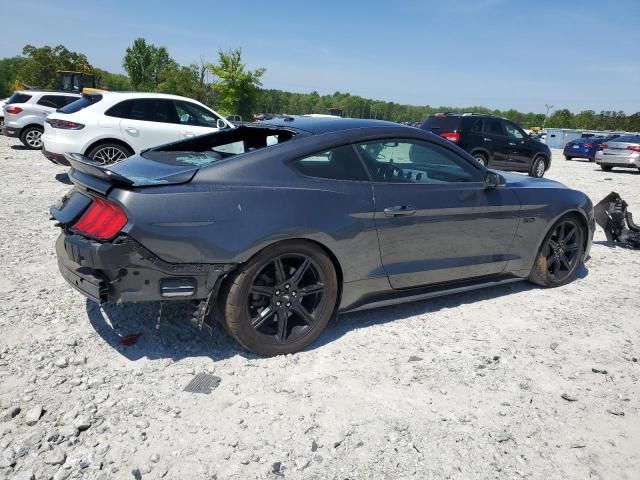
[1,0,639,113]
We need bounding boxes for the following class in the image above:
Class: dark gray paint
[102,118,594,311]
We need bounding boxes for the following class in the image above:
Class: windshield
[421,116,460,131]
[58,93,103,114]
[614,135,640,143]
[142,126,298,166]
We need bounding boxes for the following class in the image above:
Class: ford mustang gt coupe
[51,117,595,356]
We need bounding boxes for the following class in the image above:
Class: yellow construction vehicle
[13,70,103,93]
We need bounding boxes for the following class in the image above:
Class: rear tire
[564,155,572,160]
[86,142,133,164]
[600,165,613,172]
[223,241,338,356]
[528,215,585,288]
[529,156,546,177]
[473,153,488,167]
[20,126,44,149]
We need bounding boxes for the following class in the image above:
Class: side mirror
[484,171,500,190]
[216,118,228,129]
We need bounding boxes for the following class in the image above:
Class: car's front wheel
[564,155,572,160]
[529,156,546,177]
[528,215,585,287]
[87,142,132,164]
[223,241,338,356]
[20,126,44,149]
[600,165,613,172]
[473,153,488,167]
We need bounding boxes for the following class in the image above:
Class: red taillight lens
[627,145,640,152]
[565,142,573,147]
[600,144,608,150]
[440,131,460,143]
[46,118,85,130]
[5,106,23,114]
[584,143,593,148]
[71,197,127,240]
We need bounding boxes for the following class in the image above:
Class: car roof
[14,91,80,96]
[257,116,402,134]
[96,91,204,101]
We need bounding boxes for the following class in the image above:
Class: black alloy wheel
[223,241,338,356]
[529,215,585,287]
[248,254,327,343]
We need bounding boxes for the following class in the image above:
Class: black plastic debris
[183,373,221,394]
[595,192,640,249]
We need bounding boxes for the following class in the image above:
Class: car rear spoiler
[65,153,134,195]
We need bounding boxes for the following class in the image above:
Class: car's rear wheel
[564,155,572,160]
[20,126,44,149]
[528,215,585,287]
[87,143,132,164]
[473,152,488,167]
[529,156,546,177]
[223,241,338,356]
[600,165,613,171]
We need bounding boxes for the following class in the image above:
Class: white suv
[42,92,232,165]
[2,91,81,148]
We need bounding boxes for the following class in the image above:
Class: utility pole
[543,104,554,128]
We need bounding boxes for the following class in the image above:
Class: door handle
[125,127,138,134]
[483,137,492,142]
[384,205,416,217]
[508,142,516,146]
[183,132,196,138]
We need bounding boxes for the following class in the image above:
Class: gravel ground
[0,134,638,480]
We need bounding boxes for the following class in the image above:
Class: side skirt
[340,276,524,314]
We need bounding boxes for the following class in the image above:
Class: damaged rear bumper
[56,233,234,304]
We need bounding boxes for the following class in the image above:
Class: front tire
[528,215,585,287]
[20,126,44,149]
[529,156,546,177]
[564,155,572,160]
[473,152,488,167]
[223,241,338,356]
[86,142,132,164]
[600,165,613,172]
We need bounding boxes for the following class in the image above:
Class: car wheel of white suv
[87,143,133,165]
[20,126,44,149]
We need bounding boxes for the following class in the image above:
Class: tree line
[1,41,638,132]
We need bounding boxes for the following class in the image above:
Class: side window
[483,119,504,136]
[37,95,64,108]
[356,140,482,184]
[105,100,133,118]
[174,101,220,127]
[504,122,525,139]
[292,145,369,181]
[469,119,482,133]
[127,99,178,123]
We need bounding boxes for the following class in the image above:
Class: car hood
[498,171,567,189]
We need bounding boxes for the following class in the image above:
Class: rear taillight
[584,143,593,148]
[5,106,23,114]
[440,131,460,143]
[627,145,640,152]
[71,197,127,240]
[600,144,608,150]
[565,142,573,148]
[46,118,85,130]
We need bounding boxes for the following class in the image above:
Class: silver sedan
[596,134,640,172]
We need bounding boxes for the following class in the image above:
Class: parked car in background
[226,114,243,125]
[51,116,594,356]
[420,113,552,177]
[595,134,640,172]
[2,91,80,149]
[564,134,621,162]
[42,92,232,165]
[0,98,7,129]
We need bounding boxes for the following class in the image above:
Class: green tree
[93,68,131,91]
[0,56,27,97]
[208,49,265,117]
[157,62,213,104]
[545,109,574,129]
[17,44,92,89]
[123,38,175,91]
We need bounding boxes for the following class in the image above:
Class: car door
[503,120,533,170]
[481,118,510,167]
[174,100,223,139]
[117,99,182,153]
[356,138,521,289]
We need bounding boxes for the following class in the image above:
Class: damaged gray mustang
[51,117,595,356]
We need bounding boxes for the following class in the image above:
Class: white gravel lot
[0,134,638,480]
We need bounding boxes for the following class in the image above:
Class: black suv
[420,113,552,177]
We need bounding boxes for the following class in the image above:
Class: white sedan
[42,92,232,165]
